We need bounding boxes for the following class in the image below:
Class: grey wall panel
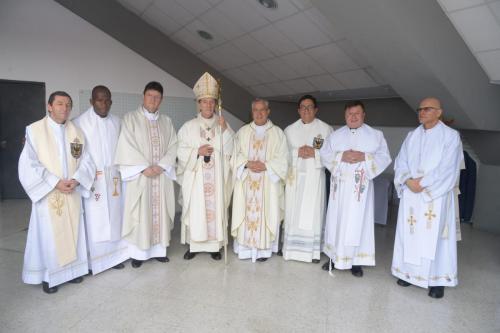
[472,164,500,234]
[461,130,500,165]
[269,97,418,129]
[313,0,500,130]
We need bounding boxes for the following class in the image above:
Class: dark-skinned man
[74,85,128,275]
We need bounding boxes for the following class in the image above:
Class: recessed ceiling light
[197,30,213,40]
[257,0,278,9]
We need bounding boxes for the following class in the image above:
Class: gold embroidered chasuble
[231,121,289,250]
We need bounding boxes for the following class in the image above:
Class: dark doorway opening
[0,79,46,200]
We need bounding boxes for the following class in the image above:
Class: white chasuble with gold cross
[177,114,234,253]
[283,118,333,262]
[320,124,391,269]
[19,116,95,287]
[74,107,128,274]
[392,121,463,288]
[231,121,288,262]
[114,107,177,260]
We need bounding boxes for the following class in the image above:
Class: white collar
[47,115,66,130]
[348,124,363,134]
[422,121,442,133]
[198,113,217,129]
[90,107,110,121]
[301,118,316,127]
[142,106,159,121]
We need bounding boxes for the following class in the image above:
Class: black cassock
[458,150,476,223]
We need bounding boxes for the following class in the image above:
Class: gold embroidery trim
[49,192,64,216]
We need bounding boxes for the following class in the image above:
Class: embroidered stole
[31,117,84,266]
[243,131,268,248]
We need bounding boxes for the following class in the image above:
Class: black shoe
[312,259,321,264]
[113,263,125,269]
[277,249,283,256]
[211,252,222,261]
[322,261,334,271]
[156,256,170,263]
[42,282,58,294]
[351,266,363,277]
[131,259,143,268]
[87,269,93,276]
[183,250,196,260]
[397,279,411,287]
[256,257,268,262]
[68,276,83,284]
[428,286,444,299]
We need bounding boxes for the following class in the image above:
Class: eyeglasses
[299,105,316,111]
[416,106,440,112]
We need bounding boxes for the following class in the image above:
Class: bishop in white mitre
[19,91,95,294]
[392,97,463,299]
[320,101,391,277]
[231,99,289,262]
[74,86,128,274]
[283,95,333,263]
[114,82,177,268]
[177,73,234,261]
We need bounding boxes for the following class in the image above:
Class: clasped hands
[341,150,365,164]
[245,160,267,173]
[198,144,214,157]
[298,145,315,159]
[55,179,79,194]
[142,165,165,178]
[405,177,424,193]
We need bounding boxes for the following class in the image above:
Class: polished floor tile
[0,199,499,332]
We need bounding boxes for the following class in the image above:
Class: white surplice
[392,121,463,288]
[19,116,95,287]
[320,124,391,269]
[283,118,333,262]
[114,107,177,260]
[231,121,289,262]
[74,108,128,274]
[177,114,234,253]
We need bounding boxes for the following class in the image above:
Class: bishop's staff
[217,78,228,265]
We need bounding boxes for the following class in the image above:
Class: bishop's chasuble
[177,114,234,253]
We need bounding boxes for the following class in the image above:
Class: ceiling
[437,0,500,84]
[117,0,398,101]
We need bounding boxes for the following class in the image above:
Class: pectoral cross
[407,215,417,234]
[112,177,120,196]
[425,208,436,229]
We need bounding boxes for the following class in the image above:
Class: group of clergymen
[19,72,463,299]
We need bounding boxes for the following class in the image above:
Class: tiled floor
[0,199,499,332]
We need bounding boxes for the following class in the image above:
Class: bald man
[391,97,463,299]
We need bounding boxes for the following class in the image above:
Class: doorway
[0,79,46,200]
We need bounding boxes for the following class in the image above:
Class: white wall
[0,0,244,129]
